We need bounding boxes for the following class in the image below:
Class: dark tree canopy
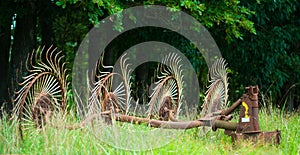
[0,0,299,114]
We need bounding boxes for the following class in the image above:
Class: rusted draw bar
[114,114,238,130]
[114,114,150,124]
[151,120,204,129]
[115,114,203,129]
[221,98,242,116]
[214,120,238,131]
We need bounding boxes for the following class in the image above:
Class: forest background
[0,0,299,113]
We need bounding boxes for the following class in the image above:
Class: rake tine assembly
[12,46,68,139]
[12,48,281,145]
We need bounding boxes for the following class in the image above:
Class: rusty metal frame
[101,85,281,145]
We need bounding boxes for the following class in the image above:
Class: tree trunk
[9,0,37,111]
[38,0,55,46]
[0,0,13,111]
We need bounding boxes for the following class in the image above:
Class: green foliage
[219,0,300,108]
[53,0,258,105]
[55,0,256,41]
[51,3,90,87]
[52,0,300,110]
[7,0,294,110]
[56,0,123,25]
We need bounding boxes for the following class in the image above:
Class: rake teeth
[202,58,228,117]
[12,46,68,135]
[88,53,132,118]
[147,53,184,120]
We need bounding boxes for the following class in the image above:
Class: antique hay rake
[12,46,281,145]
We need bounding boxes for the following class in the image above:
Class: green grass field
[1,107,299,154]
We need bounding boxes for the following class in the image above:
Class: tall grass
[1,107,299,154]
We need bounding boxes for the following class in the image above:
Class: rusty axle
[114,113,238,130]
[108,86,280,145]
